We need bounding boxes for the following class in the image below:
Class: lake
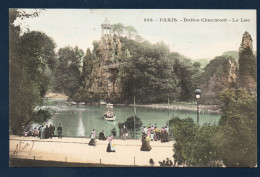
[44,99,221,138]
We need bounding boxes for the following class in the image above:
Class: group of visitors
[149,157,173,167]
[88,129,116,152]
[38,124,56,139]
[19,123,63,139]
[141,124,169,143]
[158,157,173,167]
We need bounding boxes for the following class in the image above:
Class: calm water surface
[45,99,220,137]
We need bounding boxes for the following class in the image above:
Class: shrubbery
[170,117,220,167]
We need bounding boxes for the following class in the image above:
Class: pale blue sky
[15,9,256,60]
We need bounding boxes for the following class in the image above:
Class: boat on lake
[104,104,116,121]
[100,100,106,105]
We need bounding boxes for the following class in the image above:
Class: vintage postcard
[9,9,257,167]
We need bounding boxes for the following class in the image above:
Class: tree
[53,46,84,97]
[174,59,202,101]
[216,89,257,167]
[120,40,178,103]
[122,116,143,131]
[9,9,56,134]
[238,46,257,91]
[124,25,137,39]
[170,117,220,167]
[81,48,93,89]
[112,23,124,36]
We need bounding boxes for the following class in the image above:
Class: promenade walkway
[9,135,175,167]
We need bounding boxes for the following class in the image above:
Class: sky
[14,9,256,60]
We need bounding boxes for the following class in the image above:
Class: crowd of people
[20,123,63,139]
[140,124,170,152]
[140,124,170,143]
[149,157,174,167]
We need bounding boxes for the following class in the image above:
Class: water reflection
[45,99,220,137]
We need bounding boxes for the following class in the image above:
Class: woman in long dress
[106,135,116,152]
[88,129,96,146]
[140,133,152,151]
[122,125,128,140]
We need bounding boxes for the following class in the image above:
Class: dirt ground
[9,135,175,167]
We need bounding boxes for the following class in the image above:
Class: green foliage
[202,55,237,83]
[9,10,56,134]
[81,48,92,89]
[53,46,84,97]
[118,116,143,131]
[120,40,178,103]
[222,51,239,61]
[193,58,210,69]
[174,59,202,101]
[112,23,124,36]
[170,117,220,167]
[31,109,52,124]
[216,89,257,167]
[239,48,257,82]
[193,62,201,69]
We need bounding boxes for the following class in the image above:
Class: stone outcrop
[87,19,122,98]
[238,31,257,92]
[200,56,238,105]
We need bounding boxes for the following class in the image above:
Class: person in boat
[99,130,106,140]
[140,133,152,151]
[88,129,96,146]
[122,125,128,140]
[106,135,116,152]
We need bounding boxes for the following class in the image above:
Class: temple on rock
[85,18,123,99]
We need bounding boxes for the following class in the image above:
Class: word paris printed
[9,9,257,167]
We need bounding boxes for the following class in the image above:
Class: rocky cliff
[200,56,238,105]
[87,34,122,98]
[238,31,257,93]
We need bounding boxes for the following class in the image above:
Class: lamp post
[194,88,202,124]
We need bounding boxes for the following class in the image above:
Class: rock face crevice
[200,56,238,105]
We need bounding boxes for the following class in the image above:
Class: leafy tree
[238,46,257,89]
[53,46,84,97]
[216,89,257,167]
[121,40,178,103]
[174,59,202,101]
[193,62,201,69]
[81,48,93,89]
[9,9,56,134]
[170,117,220,167]
[112,23,124,36]
[222,51,239,61]
[124,25,137,39]
[122,116,143,131]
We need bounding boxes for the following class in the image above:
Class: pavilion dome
[102,18,111,26]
